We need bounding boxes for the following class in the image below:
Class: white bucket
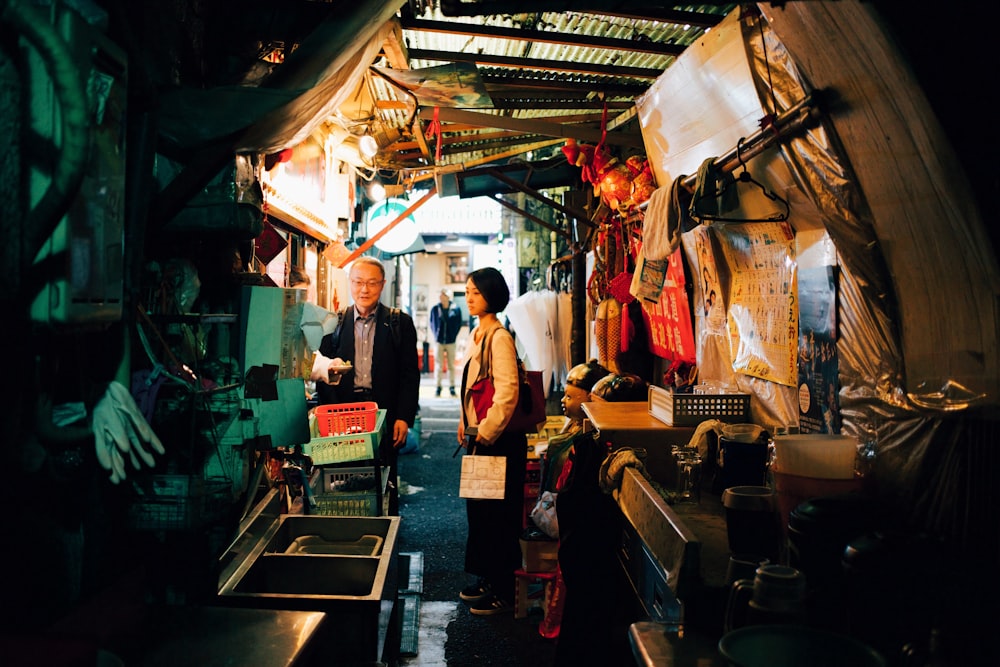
[772,434,857,479]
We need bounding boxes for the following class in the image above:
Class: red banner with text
[641,247,696,363]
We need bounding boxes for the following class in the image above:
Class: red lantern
[631,166,656,206]
[599,163,633,210]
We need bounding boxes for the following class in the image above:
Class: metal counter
[582,401,696,485]
[136,606,327,667]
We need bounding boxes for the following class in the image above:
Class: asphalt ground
[396,377,558,667]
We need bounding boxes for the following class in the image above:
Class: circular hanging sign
[366,198,421,254]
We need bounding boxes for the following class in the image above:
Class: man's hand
[310,352,351,385]
[392,419,409,448]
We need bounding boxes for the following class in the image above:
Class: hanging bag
[458,441,507,500]
[464,326,546,433]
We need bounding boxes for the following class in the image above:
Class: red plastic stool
[513,568,558,619]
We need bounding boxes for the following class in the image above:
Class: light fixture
[367,198,422,254]
[367,179,386,201]
[359,133,378,159]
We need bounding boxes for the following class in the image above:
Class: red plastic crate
[306,409,386,465]
[315,401,378,436]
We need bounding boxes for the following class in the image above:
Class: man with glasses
[314,256,419,514]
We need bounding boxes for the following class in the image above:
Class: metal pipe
[492,196,571,240]
[680,93,820,191]
[636,92,821,209]
[338,186,437,266]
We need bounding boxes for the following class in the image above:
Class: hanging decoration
[561,105,657,216]
[639,246,697,364]
[254,219,287,265]
[627,155,656,206]
[424,106,443,162]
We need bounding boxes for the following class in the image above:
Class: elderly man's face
[349,262,385,315]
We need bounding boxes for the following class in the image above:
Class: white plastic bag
[530,491,560,539]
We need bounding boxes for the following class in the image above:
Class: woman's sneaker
[469,593,513,616]
[459,579,491,603]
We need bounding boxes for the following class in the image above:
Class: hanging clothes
[505,289,560,397]
[641,176,695,261]
[555,291,572,389]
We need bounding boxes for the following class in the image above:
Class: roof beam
[490,99,633,110]
[586,8,728,28]
[483,77,647,97]
[441,135,547,156]
[399,17,686,56]
[391,129,537,153]
[482,167,593,225]
[407,49,662,79]
[380,19,409,70]
[431,2,728,29]
[416,106,645,148]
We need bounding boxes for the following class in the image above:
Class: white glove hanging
[92,381,165,484]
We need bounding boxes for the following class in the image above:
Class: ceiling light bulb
[359,134,378,159]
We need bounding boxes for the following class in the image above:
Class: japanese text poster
[718,222,797,385]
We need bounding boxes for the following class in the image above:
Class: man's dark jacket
[315,303,420,430]
[429,302,463,345]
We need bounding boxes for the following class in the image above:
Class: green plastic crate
[305,409,386,464]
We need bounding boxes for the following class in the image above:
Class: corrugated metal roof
[365,3,737,174]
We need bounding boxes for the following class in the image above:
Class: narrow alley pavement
[395,376,559,667]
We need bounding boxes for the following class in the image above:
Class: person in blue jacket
[429,288,464,397]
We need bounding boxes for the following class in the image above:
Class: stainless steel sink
[220,513,398,598]
[217,491,401,665]
[230,552,383,596]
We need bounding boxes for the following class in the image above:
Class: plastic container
[313,491,382,516]
[772,434,857,479]
[719,625,886,667]
[722,486,781,560]
[314,401,378,436]
[772,470,863,533]
[648,385,751,426]
[718,437,769,489]
[721,423,763,443]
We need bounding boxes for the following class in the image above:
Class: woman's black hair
[468,267,510,313]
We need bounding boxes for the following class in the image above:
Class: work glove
[311,351,333,384]
[310,351,349,385]
[92,381,166,484]
[599,447,647,494]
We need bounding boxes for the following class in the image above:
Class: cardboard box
[527,415,568,459]
[520,537,559,572]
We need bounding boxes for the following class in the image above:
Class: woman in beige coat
[456,267,528,615]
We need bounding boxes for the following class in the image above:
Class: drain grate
[397,552,424,657]
[398,551,424,594]
[398,593,421,656]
